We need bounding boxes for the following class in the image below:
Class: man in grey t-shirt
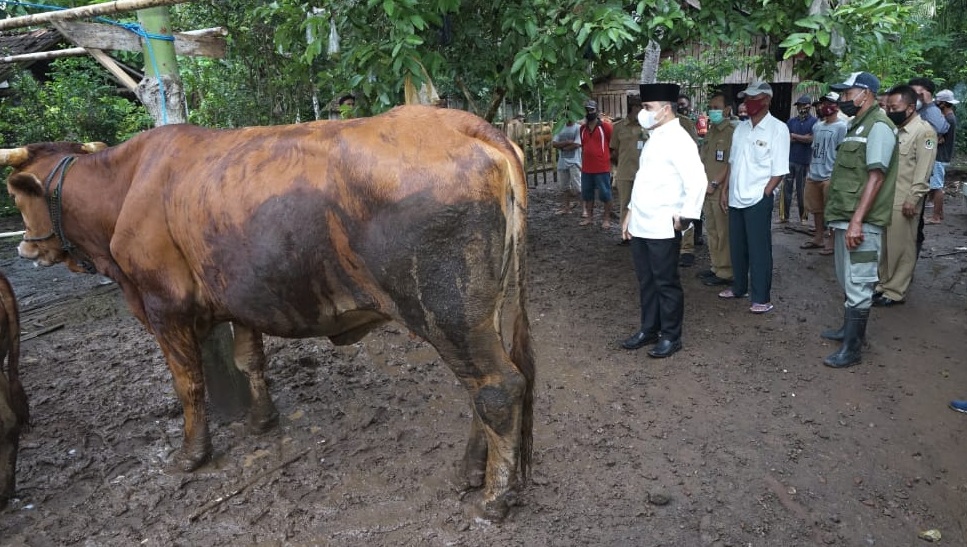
[552,119,582,214]
[802,93,847,252]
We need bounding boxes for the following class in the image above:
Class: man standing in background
[579,100,614,228]
[782,95,817,224]
[874,85,936,307]
[801,93,847,254]
[696,92,735,287]
[552,116,583,215]
[907,78,949,225]
[610,95,646,245]
[930,89,959,224]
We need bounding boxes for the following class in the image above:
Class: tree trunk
[640,39,661,84]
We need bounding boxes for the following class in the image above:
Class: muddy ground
[0,175,965,546]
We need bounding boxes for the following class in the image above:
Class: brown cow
[0,271,28,510]
[1,105,533,520]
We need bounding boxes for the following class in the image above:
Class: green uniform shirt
[699,120,734,182]
[610,117,646,181]
[825,106,898,227]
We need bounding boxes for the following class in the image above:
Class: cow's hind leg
[232,326,279,433]
[438,328,527,522]
[152,323,212,471]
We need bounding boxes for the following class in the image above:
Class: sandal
[579,218,592,226]
[718,288,747,299]
[750,303,774,314]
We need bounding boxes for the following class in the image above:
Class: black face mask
[677,105,688,115]
[837,99,860,117]
[738,115,749,121]
[887,110,910,126]
[585,112,598,122]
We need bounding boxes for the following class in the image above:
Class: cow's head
[0,143,107,267]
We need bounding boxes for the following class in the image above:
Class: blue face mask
[707,110,724,124]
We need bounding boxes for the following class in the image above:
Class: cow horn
[81,142,108,153]
[0,147,29,167]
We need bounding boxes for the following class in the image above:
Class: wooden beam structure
[0,0,192,32]
[54,22,227,59]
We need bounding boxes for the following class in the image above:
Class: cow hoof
[173,442,212,472]
[246,409,279,434]
[468,490,516,523]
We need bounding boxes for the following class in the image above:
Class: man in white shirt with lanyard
[620,83,706,358]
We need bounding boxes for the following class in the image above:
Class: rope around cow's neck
[40,156,97,274]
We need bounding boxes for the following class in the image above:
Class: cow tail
[0,275,28,429]
[503,144,535,484]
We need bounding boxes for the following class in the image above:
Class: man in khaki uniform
[610,95,646,245]
[696,92,735,286]
[675,113,701,266]
[874,85,937,306]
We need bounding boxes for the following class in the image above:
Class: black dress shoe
[621,331,660,350]
[702,275,732,286]
[872,295,904,307]
[647,339,682,358]
[679,253,695,267]
[616,239,630,246]
[696,268,715,279]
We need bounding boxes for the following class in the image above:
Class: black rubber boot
[823,308,869,368]
[821,308,848,341]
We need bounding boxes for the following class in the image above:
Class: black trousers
[630,235,684,342]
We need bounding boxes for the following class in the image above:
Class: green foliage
[0,58,152,146]
[657,43,755,98]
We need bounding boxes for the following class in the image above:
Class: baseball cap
[815,91,839,104]
[794,94,812,105]
[584,100,598,110]
[738,81,773,98]
[830,72,880,94]
[935,89,960,104]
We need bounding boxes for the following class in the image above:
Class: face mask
[744,97,768,117]
[837,91,864,117]
[819,104,838,118]
[707,110,724,124]
[677,105,688,115]
[887,110,910,126]
[586,111,598,122]
[738,114,749,121]
[798,108,810,118]
[915,99,923,111]
[637,108,658,129]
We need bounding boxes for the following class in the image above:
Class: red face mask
[819,104,838,118]
[744,97,768,117]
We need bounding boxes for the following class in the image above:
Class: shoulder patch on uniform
[925,138,936,150]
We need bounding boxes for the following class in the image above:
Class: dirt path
[0,182,965,546]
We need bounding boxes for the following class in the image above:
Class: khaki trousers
[616,178,634,224]
[703,185,732,279]
[876,207,919,301]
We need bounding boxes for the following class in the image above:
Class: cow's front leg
[453,413,487,491]
[232,325,278,433]
[154,325,212,471]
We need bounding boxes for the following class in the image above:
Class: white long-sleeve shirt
[627,118,707,239]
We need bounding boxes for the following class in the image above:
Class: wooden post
[135,6,185,125]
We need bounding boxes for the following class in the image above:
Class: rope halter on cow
[38,156,97,274]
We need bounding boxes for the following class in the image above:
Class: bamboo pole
[0,0,192,32]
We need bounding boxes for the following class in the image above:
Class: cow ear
[7,172,44,197]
